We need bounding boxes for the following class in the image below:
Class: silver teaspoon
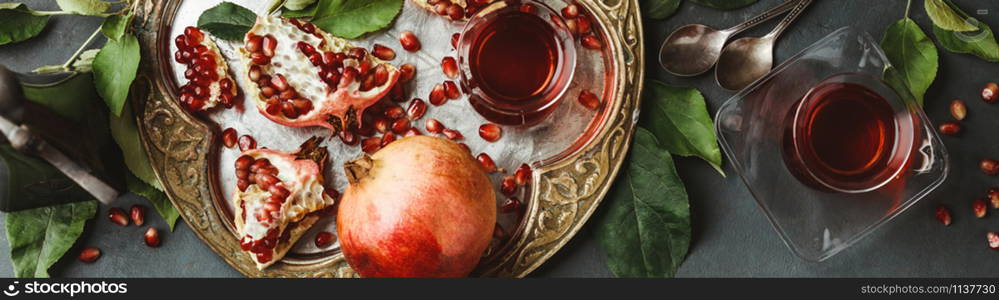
[715,0,813,91]
[658,0,799,77]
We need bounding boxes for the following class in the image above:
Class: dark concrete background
[1,0,998,277]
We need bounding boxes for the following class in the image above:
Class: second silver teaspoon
[658,0,799,77]
[715,0,813,91]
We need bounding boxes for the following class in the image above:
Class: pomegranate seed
[478,123,502,142]
[245,34,262,53]
[577,17,592,34]
[515,163,532,185]
[519,4,537,13]
[444,80,460,99]
[381,132,397,146]
[222,128,238,148]
[271,74,290,91]
[477,153,497,172]
[426,119,444,133]
[565,19,579,35]
[248,66,262,81]
[429,83,447,105]
[447,3,464,20]
[443,128,464,140]
[144,227,161,247]
[407,98,427,120]
[348,47,367,59]
[950,100,967,120]
[451,33,460,49]
[385,105,405,119]
[404,128,421,137]
[975,198,988,218]
[938,121,961,136]
[239,135,257,151]
[371,44,396,60]
[108,207,129,226]
[362,137,382,154]
[250,52,271,65]
[501,175,517,196]
[391,118,410,134]
[315,232,335,248]
[989,232,999,250]
[562,4,579,18]
[988,187,999,209]
[434,2,449,15]
[184,26,204,44]
[578,89,601,110]
[441,56,458,79]
[935,205,952,226]
[500,197,521,213]
[262,34,277,57]
[400,63,417,83]
[399,31,421,52]
[374,117,390,134]
[78,247,101,263]
[983,82,998,103]
[581,34,603,50]
[983,158,999,175]
[130,205,145,226]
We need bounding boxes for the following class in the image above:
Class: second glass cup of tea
[457,0,577,126]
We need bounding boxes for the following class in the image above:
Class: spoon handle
[765,0,813,39]
[724,0,799,36]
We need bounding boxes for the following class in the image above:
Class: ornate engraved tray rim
[131,0,644,277]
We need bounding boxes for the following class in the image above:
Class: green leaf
[282,1,319,18]
[880,18,938,107]
[93,33,140,116]
[196,2,257,41]
[312,0,404,39]
[924,0,976,32]
[7,200,97,278]
[100,12,134,41]
[0,3,50,46]
[0,144,95,211]
[639,81,723,175]
[640,0,681,19]
[688,0,758,10]
[929,1,999,62]
[595,128,691,278]
[126,174,178,231]
[55,0,110,16]
[285,0,318,11]
[109,97,162,191]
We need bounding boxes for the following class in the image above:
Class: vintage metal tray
[129,0,644,277]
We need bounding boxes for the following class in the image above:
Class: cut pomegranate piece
[233,137,336,270]
[174,26,239,111]
[478,123,501,142]
[242,17,401,134]
[399,31,421,52]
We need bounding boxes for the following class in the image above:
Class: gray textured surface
[0,0,997,278]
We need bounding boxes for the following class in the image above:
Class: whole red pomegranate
[338,136,496,277]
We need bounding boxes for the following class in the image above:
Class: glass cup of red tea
[457,0,577,126]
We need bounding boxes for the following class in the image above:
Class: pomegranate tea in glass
[457,0,577,126]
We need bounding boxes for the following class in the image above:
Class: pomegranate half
[240,16,401,133]
[337,136,496,277]
[174,26,240,111]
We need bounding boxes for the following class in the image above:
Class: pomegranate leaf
[126,173,179,231]
[595,128,691,277]
[312,0,404,39]
[688,0,758,10]
[282,1,319,18]
[93,33,140,116]
[285,0,318,11]
[6,200,97,278]
[880,18,938,106]
[109,97,162,191]
[639,81,723,175]
[641,0,681,20]
[929,1,999,62]
[196,2,257,41]
[924,0,977,32]
[100,11,133,41]
[55,0,110,16]
[0,3,50,46]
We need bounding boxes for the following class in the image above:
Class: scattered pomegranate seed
[501,176,517,196]
[519,3,537,13]
[399,31,421,52]
[577,17,592,34]
[446,3,464,20]
[442,128,464,140]
[935,205,952,226]
[407,98,427,120]
[404,128,421,137]
[500,197,521,213]
[315,232,336,248]
[400,63,417,82]
[565,19,579,35]
[477,153,497,172]
[581,34,603,50]
[238,135,257,151]
[478,123,502,142]
[938,121,961,136]
[443,80,460,99]
[385,105,405,120]
[441,56,458,79]
[983,158,999,175]
[108,207,129,226]
[988,188,999,209]
[451,33,460,49]
[983,82,998,103]
[975,198,988,218]
[989,232,999,249]
[950,100,967,120]
[371,44,396,60]
[429,83,447,105]
[374,117,391,134]
[78,247,101,263]
[391,118,411,134]
[561,4,579,18]
[130,205,145,226]
[362,137,382,154]
[381,132,397,146]
[514,163,532,185]
[222,128,238,148]
[144,227,161,247]
[433,2,450,15]
[578,89,601,110]
[426,118,444,133]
